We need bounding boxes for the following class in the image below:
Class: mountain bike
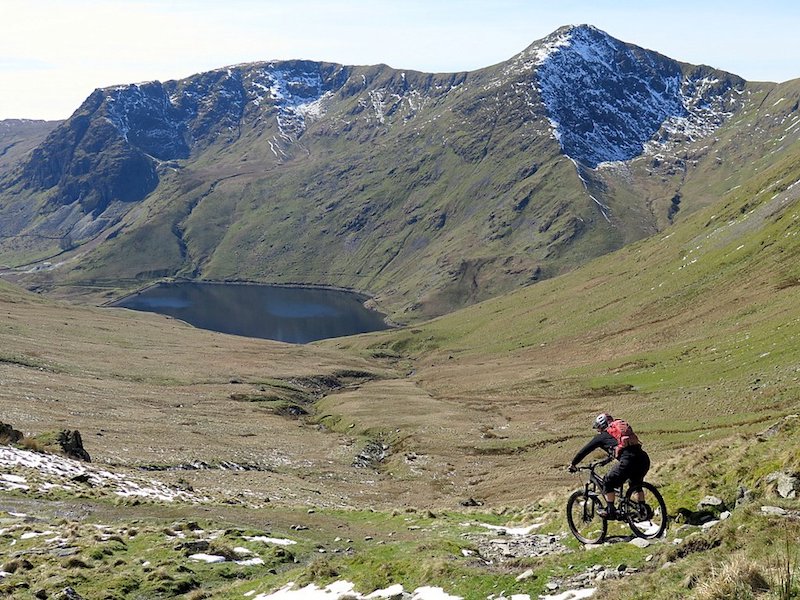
[566,457,668,544]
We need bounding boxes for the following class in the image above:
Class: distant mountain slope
[0,25,794,319]
[0,119,60,173]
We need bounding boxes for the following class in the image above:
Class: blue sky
[2,0,799,120]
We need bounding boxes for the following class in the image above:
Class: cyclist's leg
[602,463,626,516]
[628,451,651,502]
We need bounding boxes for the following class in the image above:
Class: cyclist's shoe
[596,505,618,520]
[636,502,654,521]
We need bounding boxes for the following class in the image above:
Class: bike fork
[582,483,592,520]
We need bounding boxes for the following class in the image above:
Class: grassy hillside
[2,97,800,598]
[328,134,800,506]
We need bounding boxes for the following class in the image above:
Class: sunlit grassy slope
[329,137,800,503]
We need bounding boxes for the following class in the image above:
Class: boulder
[0,422,23,443]
[766,471,799,499]
[58,430,91,462]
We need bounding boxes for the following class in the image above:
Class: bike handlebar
[572,456,612,471]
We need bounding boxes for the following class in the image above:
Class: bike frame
[579,457,635,516]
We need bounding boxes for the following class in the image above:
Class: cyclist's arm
[570,432,614,466]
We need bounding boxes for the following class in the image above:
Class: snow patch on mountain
[503,28,572,76]
[644,76,742,157]
[254,66,332,137]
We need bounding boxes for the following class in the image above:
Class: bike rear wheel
[625,481,668,539]
[566,490,607,544]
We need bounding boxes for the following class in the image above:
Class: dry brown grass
[0,281,400,507]
[0,277,606,509]
[693,554,770,600]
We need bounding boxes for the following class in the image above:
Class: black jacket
[571,431,617,466]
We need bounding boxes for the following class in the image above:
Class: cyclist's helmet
[593,413,613,431]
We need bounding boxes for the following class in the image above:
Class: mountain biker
[568,413,651,520]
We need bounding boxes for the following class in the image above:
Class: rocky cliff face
[510,25,746,167]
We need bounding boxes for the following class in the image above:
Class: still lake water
[113,282,390,343]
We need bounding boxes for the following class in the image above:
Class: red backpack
[606,419,641,457]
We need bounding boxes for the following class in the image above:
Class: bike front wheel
[566,490,607,544]
[625,481,668,539]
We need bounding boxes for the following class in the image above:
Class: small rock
[617,563,628,572]
[546,582,559,591]
[761,505,788,516]
[645,554,654,562]
[583,543,604,550]
[735,486,753,507]
[698,495,724,509]
[516,569,535,582]
[701,520,720,530]
[629,538,651,549]
[54,589,86,600]
[775,473,799,499]
[174,540,210,553]
[720,511,732,520]
[460,498,483,507]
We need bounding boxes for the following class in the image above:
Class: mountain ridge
[0,24,795,319]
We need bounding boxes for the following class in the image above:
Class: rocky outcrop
[57,429,91,462]
[22,92,159,215]
[0,421,23,443]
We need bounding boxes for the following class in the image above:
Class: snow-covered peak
[528,25,744,167]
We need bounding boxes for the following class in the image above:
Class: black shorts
[603,448,650,493]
